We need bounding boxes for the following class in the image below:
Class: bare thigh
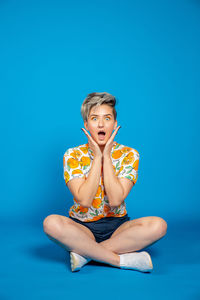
[111,216,161,237]
[44,214,96,241]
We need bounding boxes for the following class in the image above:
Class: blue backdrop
[0,0,199,227]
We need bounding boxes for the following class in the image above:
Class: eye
[92,117,97,121]
[105,117,110,120]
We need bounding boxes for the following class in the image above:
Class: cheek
[107,125,115,134]
[89,126,96,133]
[106,130,113,139]
[88,127,97,138]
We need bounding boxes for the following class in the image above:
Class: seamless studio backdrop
[0,0,200,299]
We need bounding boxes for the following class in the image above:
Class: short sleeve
[63,148,85,185]
[117,149,140,185]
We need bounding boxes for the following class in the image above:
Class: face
[84,104,117,146]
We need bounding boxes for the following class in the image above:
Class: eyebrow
[90,114,112,117]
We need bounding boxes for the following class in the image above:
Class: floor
[1,218,200,300]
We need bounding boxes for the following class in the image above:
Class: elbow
[78,197,92,208]
[75,192,91,208]
[109,193,125,208]
[76,186,92,208]
[110,205,119,209]
[109,199,123,209]
[81,202,91,208]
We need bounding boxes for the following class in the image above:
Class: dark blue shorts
[69,214,130,243]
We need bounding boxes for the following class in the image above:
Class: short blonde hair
[81,92,117,122]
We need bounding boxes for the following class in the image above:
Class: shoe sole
[70,252,80,272]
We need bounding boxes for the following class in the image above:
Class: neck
[99,145,105,153]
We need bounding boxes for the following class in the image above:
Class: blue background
[0,0,200,299]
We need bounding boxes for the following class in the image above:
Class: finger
[115,125,121,132]
[110,126,121,141]
[81,128,91,139]
[81,128,96,144]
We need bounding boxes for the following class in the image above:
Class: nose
[98,118,104,127]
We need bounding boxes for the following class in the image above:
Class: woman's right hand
[81,128,102,159]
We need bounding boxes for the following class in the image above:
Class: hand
[103,126,121,158]
[81,128,103,158]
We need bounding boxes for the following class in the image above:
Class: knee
[43,214,64,237]
[149,217,168,238]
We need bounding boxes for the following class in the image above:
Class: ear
[84,121,88,131]
[114,120,118,130]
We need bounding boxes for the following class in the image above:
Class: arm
[102,125,124,207]
[74,127,103,208]
[102,126,136,207]
[103,155,124,207]
[77,155,102,207]
[103,155,134,207]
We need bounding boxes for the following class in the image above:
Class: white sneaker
[70,252,91,272]
[119,251,153,272]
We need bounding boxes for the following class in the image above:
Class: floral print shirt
[63,141,140,222]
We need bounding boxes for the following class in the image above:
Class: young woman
[43,92,167,272]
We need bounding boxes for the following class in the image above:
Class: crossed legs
[43,214,167,268]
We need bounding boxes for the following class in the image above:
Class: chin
[97,140,106,145]
[98,136,108,142]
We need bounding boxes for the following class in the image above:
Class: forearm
[103,155,124,207]
[78,156,102,207]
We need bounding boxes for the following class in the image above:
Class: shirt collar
[86,141,118,160]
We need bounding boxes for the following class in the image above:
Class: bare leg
[98,216,168,254]
[43,214,120,267]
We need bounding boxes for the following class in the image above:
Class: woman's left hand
[103,126,121,158]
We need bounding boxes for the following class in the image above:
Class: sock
[119,251,153,272]
[70,251,92,272]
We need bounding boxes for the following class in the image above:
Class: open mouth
[98,131,106,140]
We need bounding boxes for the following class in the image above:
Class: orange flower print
[74,206,80,213]
[106,212,115,217]
[95,186,102,198]
[89,214,104,221]
[116,166,123,176]
[132,159,139,172]
[121,146,132,154]
[80,156,90,167]
[67,158,79,169]
[70,152,76,159]
[73,197,79,203]
[112,150,123,159]
[129,173,138,184]
[64,171,70,183]
[72,169,83,175]
[104,204,111,214]
[66,143,138,222]
[92,198,102,209]
[122,152,134,165]
[127,152,134,159]
[79,206,88,213]
[70,150,82,159]
[79,146,88,154]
